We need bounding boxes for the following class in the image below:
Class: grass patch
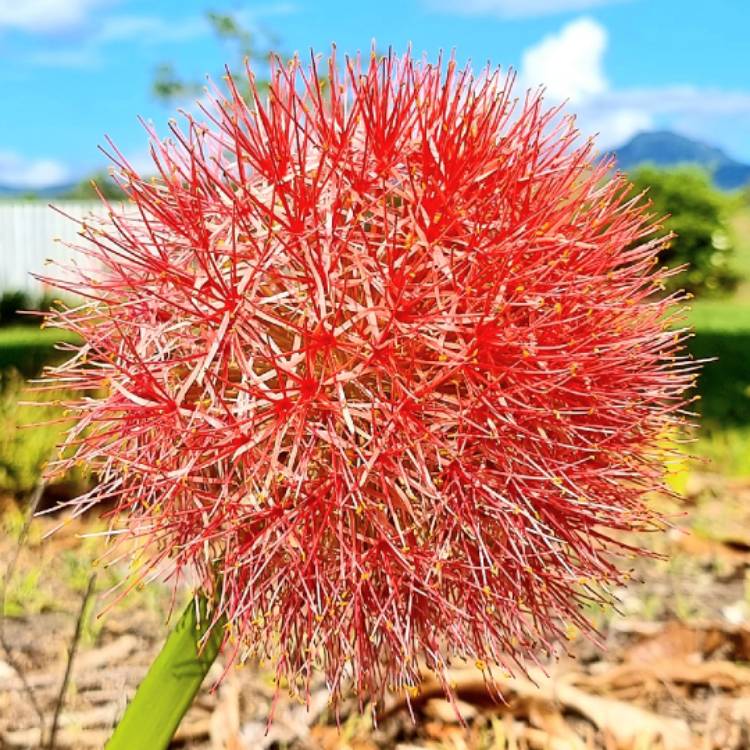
[687,299,750,332]
[683,205,750,475]
[688,330,750,428]
[0,325,80,378]
[728,205,750,296]
[0,326,84,494]
[0,325,81,347]
[1,507,172,628]
[0,370,87,496]
[692,425,750,478]
[682,297,750,432]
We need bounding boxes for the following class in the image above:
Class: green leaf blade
[105,596,223,750]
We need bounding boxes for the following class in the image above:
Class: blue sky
[0,0,748,188]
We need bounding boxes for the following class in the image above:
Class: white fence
[0,201,107,292]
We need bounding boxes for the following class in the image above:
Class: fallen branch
[47,572,97,749]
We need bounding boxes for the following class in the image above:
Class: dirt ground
[3,473,750,750]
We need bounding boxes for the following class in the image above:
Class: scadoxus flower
[43,49,695,712]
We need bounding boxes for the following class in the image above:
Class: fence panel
[0,201,108,292]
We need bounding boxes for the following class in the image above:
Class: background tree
[152,11,276,103]
[59,169,125,201]
[629,164,739,296]
[51,12,277,201]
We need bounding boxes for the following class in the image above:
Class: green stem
[106,595,223,750]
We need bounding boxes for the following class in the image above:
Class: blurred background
[1,1,749,748]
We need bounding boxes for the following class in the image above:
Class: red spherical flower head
[43,50,695,712]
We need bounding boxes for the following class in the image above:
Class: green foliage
[106,596,223,749]
[683,299,750,476]
[687,299,750,332]
[152,10,276,103]
[727,206,750,285]
[629,165,739,296]
[0,289,56,327]
[153,63,199,102]
[686,301,750,430]
[0,325,80,378]
[0,370,86,496]
[0,323,82,493]
[60,169,126,200]
[693,426,750,477]
[0,290,32,326]
[688,330,750,428]
[1,566,57,617]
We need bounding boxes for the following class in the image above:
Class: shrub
[628,165,739,296]
[0,289,57,328]
[0,290,33,326]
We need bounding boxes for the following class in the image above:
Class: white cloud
[577,86,750,150]
[592,86,750,117]
[0,0,110,33]
[24,14,212,68]
[429,0,625,18]
[520,17,607,103]
[580,108,653,148]
[0,151,71,188]
[517,17,750,151]
[94,14,209,45]
[16,3,297,68]
[24,5,296,69]
[517,18,651,145]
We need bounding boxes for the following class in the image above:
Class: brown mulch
[3,475,750,749]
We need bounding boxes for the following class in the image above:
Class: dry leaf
[616,620,750,662]
[524,697,587,750]
[410,667,694,750]
[423,698,478,723]
[210,675,242,749]
[580,659,750,692]
[625,621,711,662]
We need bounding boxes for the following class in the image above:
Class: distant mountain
[2,131,748,196]
[613,131,750,190]
[0,181,77,199]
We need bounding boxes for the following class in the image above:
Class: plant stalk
[105,594,223,750]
